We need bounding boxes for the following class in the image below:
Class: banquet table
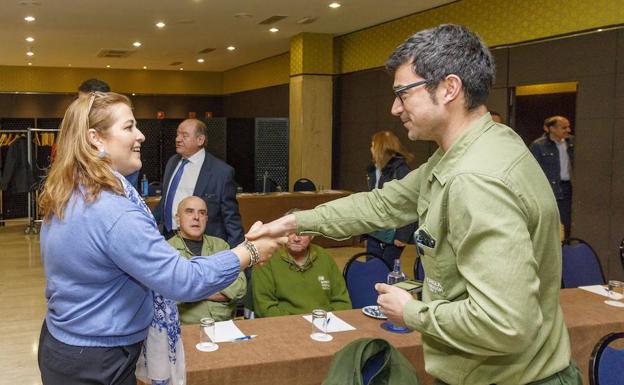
[178,288,624,385]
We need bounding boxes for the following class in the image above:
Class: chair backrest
[343,252,391,309]
[413,258,425,281]
[561,238,605,288]
[589,332,624,385]
[293,178,316,192]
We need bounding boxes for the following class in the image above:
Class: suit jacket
[153,151,244,247]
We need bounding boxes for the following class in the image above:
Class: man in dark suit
[153,118,244,246]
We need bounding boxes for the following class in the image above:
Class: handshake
[232,213,299,269]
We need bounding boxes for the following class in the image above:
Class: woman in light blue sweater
[37,92,283,385]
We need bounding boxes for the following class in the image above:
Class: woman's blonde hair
[371,131,414,169]
[39,92,131,221]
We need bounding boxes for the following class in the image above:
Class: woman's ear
[87,128,103,150]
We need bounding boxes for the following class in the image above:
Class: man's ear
[441,74,462,105]
[87,128,103,150]
[175,213,180,226]
[197,135,206,147]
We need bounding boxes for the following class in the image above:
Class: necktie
[164,159,190,231]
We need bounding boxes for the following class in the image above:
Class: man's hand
[246,214,297,241]
[375,283,413,326]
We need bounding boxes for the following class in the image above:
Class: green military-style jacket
[169,234,247,323]
[295,114,571,385]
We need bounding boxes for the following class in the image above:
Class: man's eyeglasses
[393,79,429,105]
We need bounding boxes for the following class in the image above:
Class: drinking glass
[196,317,219,351]
[310,309,333,342]
[605,280,624,308]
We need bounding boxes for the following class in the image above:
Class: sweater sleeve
[106,208,241,302]
[321,248,352,311]
[252,263,290,317]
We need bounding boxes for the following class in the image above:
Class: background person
[153,118,244,247]
[37,92,283,385]
[252,209,351,317]
[170,196,246,323]
[247,24,581,385]
[529,115,574,239]
[364,130,416,266]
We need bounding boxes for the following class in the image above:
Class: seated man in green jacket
[252,209,351,317]
[169,196,247,323]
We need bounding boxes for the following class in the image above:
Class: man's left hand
[375,283,413,326]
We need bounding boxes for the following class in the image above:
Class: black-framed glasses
[393,79,429,105]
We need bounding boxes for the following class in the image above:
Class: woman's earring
[98,148,107,158]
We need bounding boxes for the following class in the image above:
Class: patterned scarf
[113,172,185,385]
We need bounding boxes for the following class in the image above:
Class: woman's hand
[232,222,287,269]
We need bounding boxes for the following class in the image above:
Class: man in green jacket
[252,210,351,317]
[170,196,246,323]
[247,25,581,385]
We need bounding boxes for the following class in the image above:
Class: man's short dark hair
[385,24,495,110]
[78,79,110,93]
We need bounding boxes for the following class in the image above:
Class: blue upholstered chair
[343,252,391,309]
[561,238,605,288]
[589,332,624,385]
[293,178,316,192]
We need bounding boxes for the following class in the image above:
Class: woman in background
[365,131,416,267]
[37,92,283,385]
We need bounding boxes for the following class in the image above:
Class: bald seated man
[168,196,247,323]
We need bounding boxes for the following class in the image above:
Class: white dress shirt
[555,140,571,181]
[167,148,205,230]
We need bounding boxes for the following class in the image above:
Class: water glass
[605,280,624,308]
[197,317,219,352]
[310,309,333,342]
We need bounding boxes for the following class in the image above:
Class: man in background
[169,196,246,323]
[529,115,574,238]
[154,118,244,246]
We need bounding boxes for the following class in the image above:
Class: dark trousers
[558,181,572,239]
[38,321,143,385]
[366,238,405,268]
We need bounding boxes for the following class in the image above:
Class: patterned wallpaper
[290,33,334,76]
[222,53,290,95]
[0,65,223,94]
[337,0,624,74]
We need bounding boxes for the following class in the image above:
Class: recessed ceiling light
[26,50,34,56]
[28,62,32,66]
[179,67,184,71]
[597,28,604,32]
[25,36,35,42]
[155,21,166,28]
[143,66,147,69]
[24,16,36,22]
[132,93,136,96]
[106,65,111,68]
[269,27,279,33]
[329,2,341,8]
[227,46,236,51]
[197,58,205,63]
[133,41,142,47]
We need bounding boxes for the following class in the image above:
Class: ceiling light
[329,2,341,8]
[155,21,166,28]
[106,65,111,68]
[132,93,136,96]
[28,62,32,66]
[68,64,72,67]
[133,41,142,47]
[227,46,236,51]
[25,36,35,42]
[269,27,279,33]
[143,66,147,69]
[24,15,36,22]
[26,50,34,56]
[197,58,205,63]
[179,67,184,71]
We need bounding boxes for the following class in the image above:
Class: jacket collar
[429,113,495,186]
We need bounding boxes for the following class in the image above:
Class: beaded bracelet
[243,240,261,267]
